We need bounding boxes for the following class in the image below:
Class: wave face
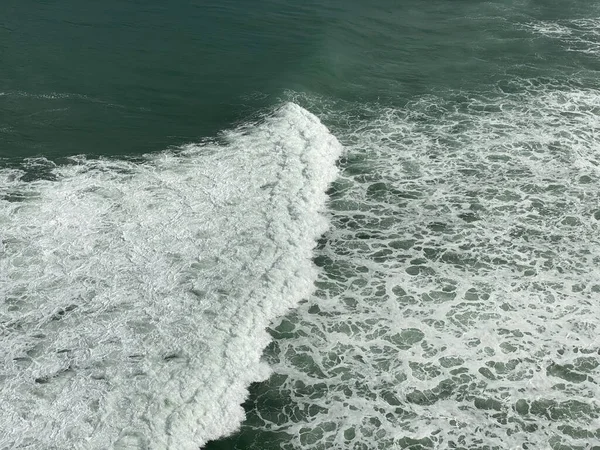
[0,103,342,449]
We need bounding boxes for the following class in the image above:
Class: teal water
[2,1,600,449]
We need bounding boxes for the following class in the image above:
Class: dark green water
[2,0,600,449]
[4,0,598,159]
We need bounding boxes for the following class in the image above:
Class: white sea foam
[0,103,342,449]
[258,85,600,449]
[524,18,600,56]
[0,91,89,100]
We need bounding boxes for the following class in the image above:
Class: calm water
[2,1,600,449]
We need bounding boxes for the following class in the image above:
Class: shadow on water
[203,375,293,450]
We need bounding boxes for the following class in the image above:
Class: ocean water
[1,1,600,449]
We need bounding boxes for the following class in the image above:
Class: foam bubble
[249,84,600,449]
[0,103,342,449]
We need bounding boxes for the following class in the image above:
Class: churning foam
[524,17,600,56]
[0,103,342,449]
[252,84,600,449]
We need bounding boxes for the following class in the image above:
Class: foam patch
[0,103,342,449]
[256,84,600,449]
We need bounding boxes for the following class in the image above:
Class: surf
[0,102,342,449]
[216,82,600,449]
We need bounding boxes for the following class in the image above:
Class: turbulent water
[2,1,600,449]
[0,104,341,448]
[243,88,600,450]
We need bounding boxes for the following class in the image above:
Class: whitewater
[3,3,600,449]
[0,103,342,449]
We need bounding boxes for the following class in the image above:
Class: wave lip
[0,102,342,449]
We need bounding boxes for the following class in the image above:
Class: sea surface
[1,1,600,449]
